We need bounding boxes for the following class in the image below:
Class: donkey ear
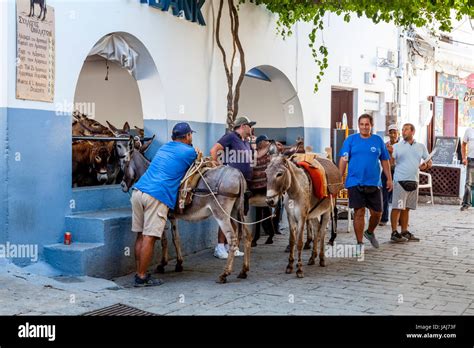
[72,111,81,120]
[140,134,155,154]
[128,135,135,151]
[123,122,130,133]
[106,120,119,132]
[268,141,278,155]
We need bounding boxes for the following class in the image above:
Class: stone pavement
[0,203,473,315]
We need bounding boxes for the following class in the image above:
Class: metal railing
[72,136,154,142]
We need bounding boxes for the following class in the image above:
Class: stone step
[43,242,105,276]
[71,185,131,213]
[45,207,136,278]
[65,207,132,243]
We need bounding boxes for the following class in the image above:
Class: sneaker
[363,230,379,248]
[378,221,387,226]
[224,244,244,257]
[391,231,406,243]
[401,231,420,242]
[460,205,469,211]
[214,245,228,259]
[134,273,163,287]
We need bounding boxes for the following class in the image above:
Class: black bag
[357,185,378,194]
[398,180,418,192]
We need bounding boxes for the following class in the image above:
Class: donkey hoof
[327,240,334,246]
[265,238,273,245]
[217,275,227,284]
[175,264,183,272]
[237,271,247,279]
[308,258,315,266]
[296,271,304,278]
[303,242,311,250]
[319,259,326,267]
[285,267,293,274]
[156,265,166,274]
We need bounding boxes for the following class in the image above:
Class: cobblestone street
[1,203,473,315]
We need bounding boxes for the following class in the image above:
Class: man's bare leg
[137,235,158,278]
[400,209,409,232]
[135,232,143,270]
[368,209,382,234]
[353,208,366,243]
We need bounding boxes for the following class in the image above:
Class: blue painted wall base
[0,107,329,277]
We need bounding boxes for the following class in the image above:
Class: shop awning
[88,34,139,79]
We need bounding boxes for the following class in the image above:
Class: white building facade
[0,0,470,275]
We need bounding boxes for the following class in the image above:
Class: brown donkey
[265,155,335,278]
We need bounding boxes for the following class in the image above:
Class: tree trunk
[215,0,245,131]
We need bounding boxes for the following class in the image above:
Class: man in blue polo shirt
[339,114,393,249]
[390,123,431,242]
[131,122,197,287]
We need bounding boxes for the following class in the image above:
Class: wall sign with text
[16,0,55,103]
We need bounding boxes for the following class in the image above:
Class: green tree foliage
[242,0,473,92]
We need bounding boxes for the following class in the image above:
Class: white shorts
[131,189,169,238]
[392,181,418,210]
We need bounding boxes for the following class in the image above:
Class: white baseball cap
[388,124,398,132]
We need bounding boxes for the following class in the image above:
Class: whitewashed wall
[3,0,401,142]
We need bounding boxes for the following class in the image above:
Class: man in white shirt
[461,127,474,211]
[390,123,432,242]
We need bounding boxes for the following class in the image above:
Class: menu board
[16,0,55,102]
[432,136,459,165]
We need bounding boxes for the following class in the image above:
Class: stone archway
[239,65,304,145]
[72,32,165,188]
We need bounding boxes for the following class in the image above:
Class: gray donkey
[265,154,335,278]
[121,141,252,284]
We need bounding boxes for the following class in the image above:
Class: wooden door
[331,90,354,146]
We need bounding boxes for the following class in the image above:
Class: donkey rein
[181,157,205,184]
[196,167,275,226]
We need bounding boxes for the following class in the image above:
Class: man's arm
[389,146,396,167]
[338,137,351,179]
[462,141,468,166]
[338,157,347,178]
[381,159,393,192]
[210,143,224,163]
[419,145,432,170]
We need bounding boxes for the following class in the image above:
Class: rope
[180,157,205,184]
[196,167,275,226]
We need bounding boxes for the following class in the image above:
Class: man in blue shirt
[390,123,431,242]
[210,116,255,259]
[339,114,393,249]
[131,122,197,286]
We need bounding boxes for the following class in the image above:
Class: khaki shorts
[131,189,169,238]
[392,181,418,210]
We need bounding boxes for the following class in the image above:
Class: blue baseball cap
[256,134,269,144]
[172,122,195,139]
